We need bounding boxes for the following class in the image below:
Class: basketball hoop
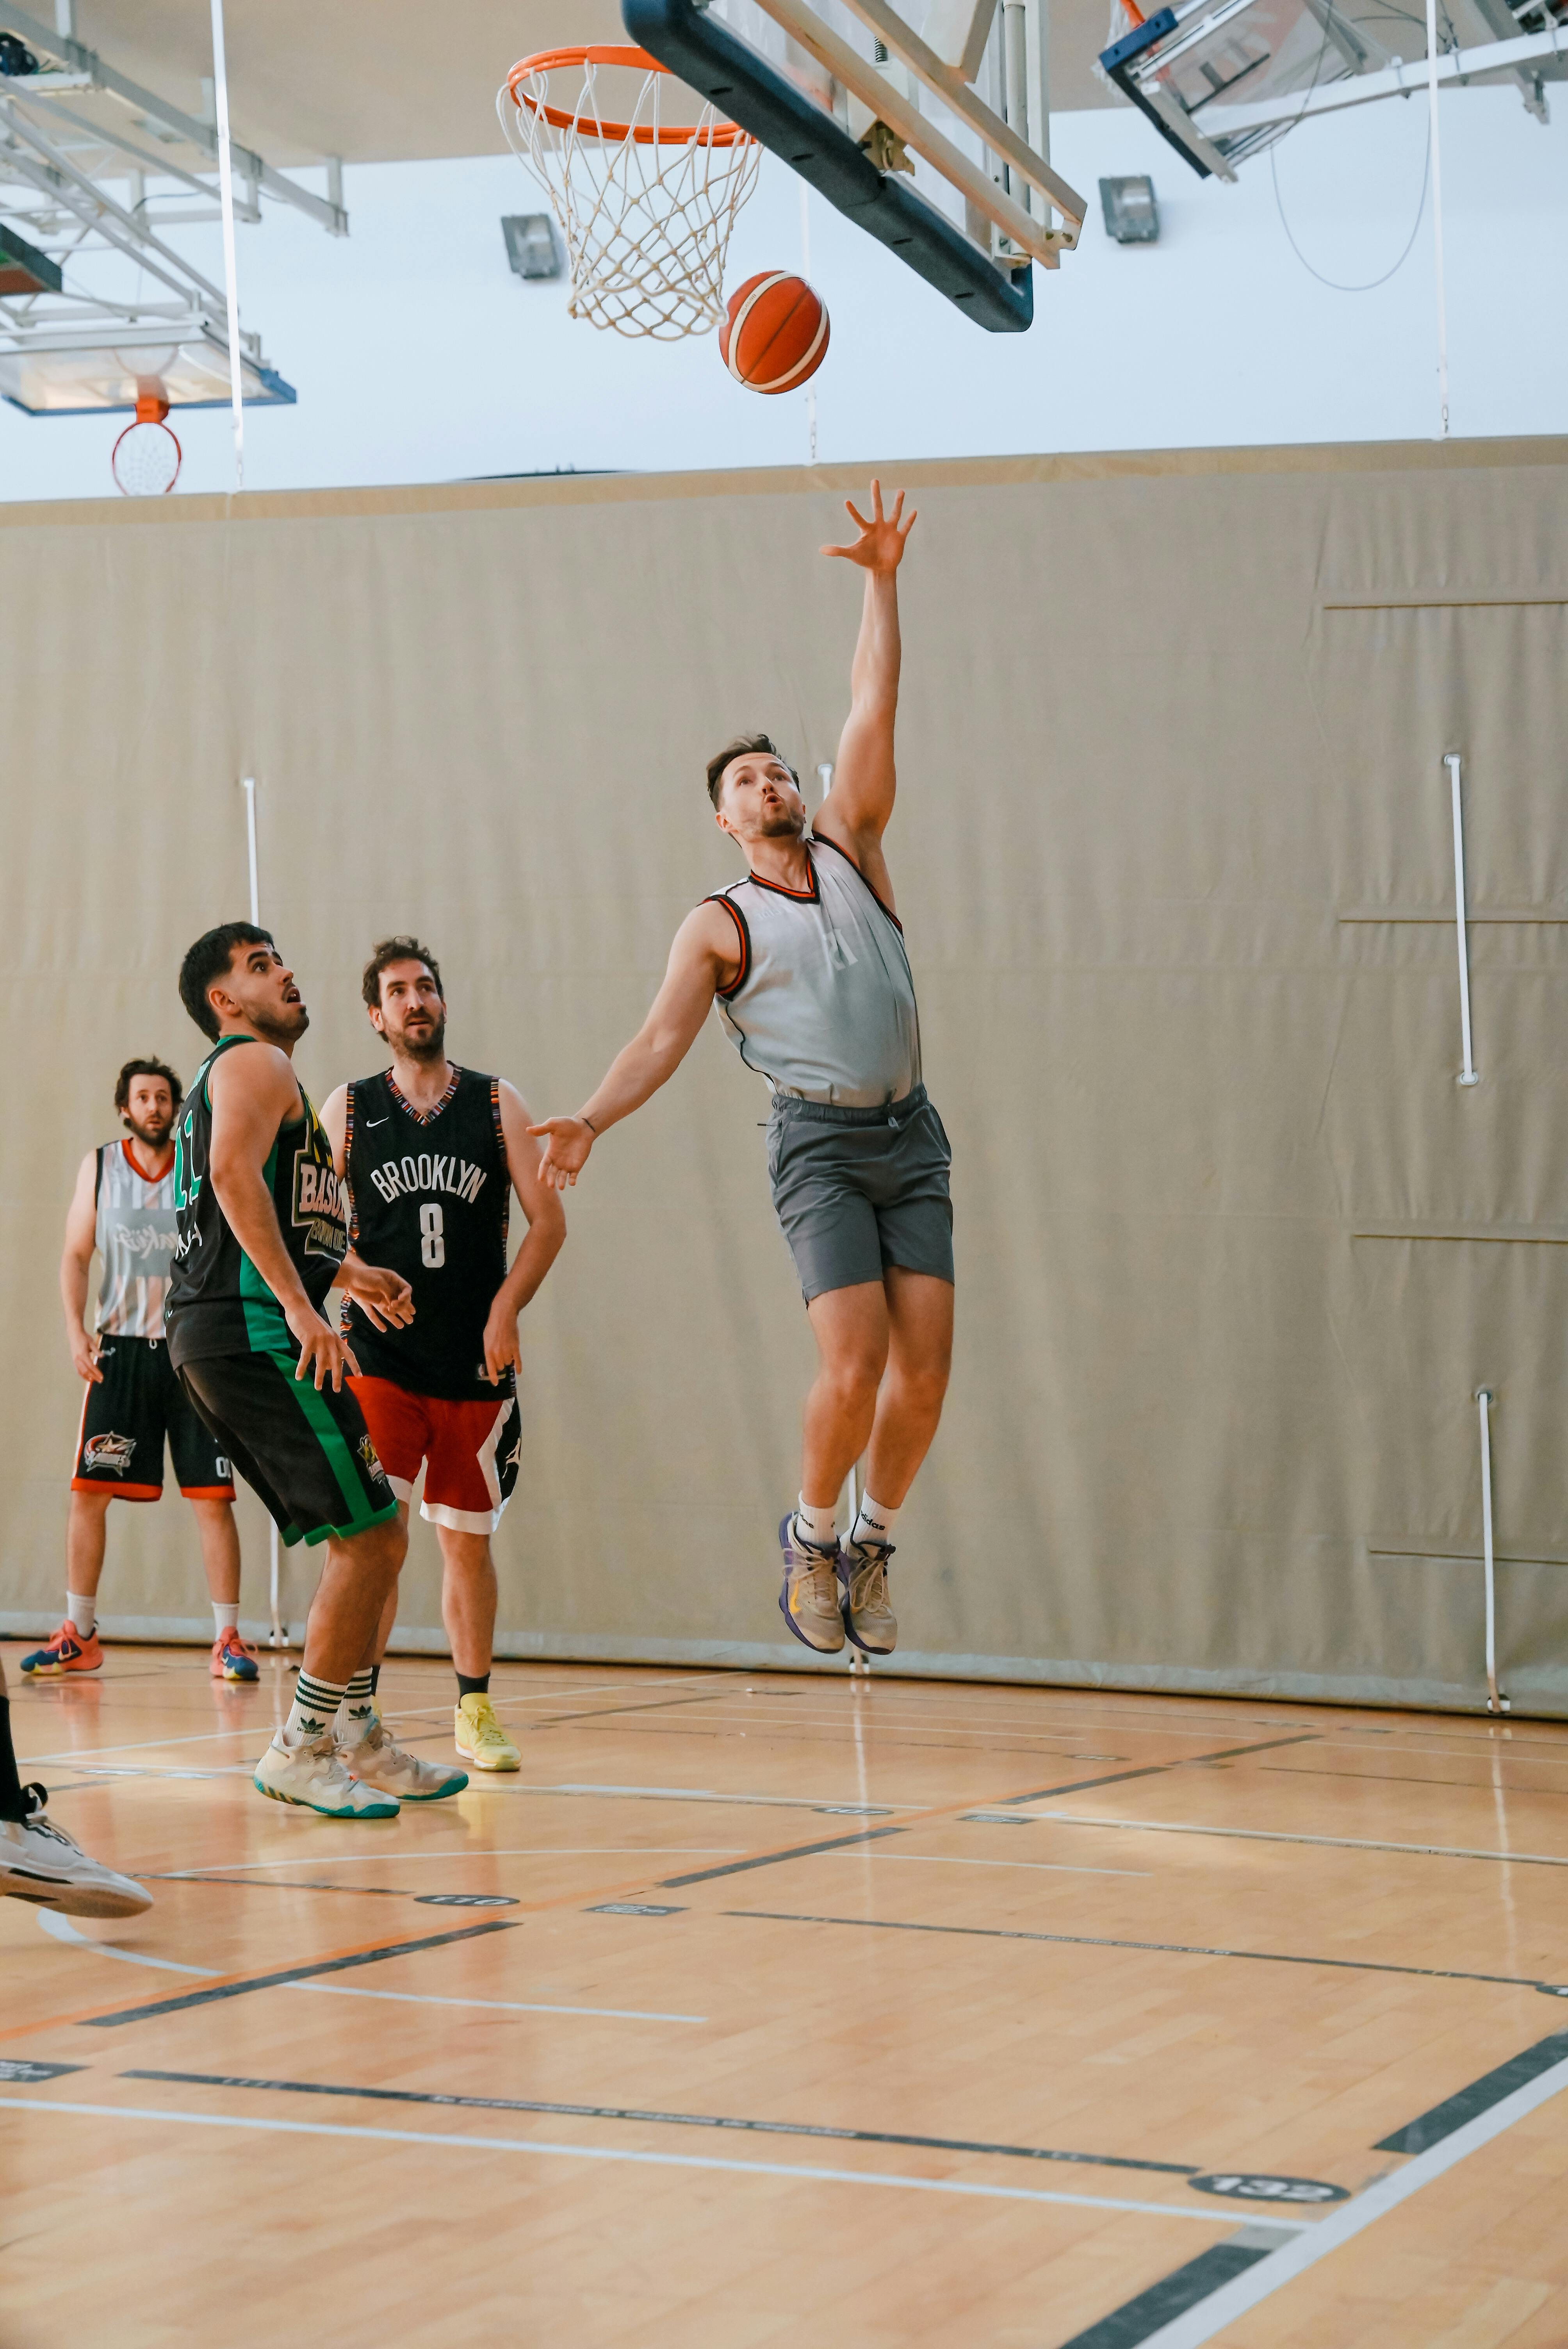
[112,392,182,496]
[497,46,761,339]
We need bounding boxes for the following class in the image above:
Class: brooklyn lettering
[367,1154,488,1207]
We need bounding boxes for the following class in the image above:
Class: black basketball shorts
[72,1334,235,1502]
[176,1351,399,1549]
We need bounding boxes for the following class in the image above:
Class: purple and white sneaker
[777,1515,846,1654]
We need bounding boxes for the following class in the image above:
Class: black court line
[657,1825,907,1887]
[120,2068,1204,2176]
[725,1910,1568,1994]
[1054,2239,1278,2349]
[78,1920,517,2028]
[141,1872,412,1899]
[1375,2031,1568,2154]
[994,1732,1323,1806]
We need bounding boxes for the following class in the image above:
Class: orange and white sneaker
[20,1621,103,1676]
[210,1629,260,1682]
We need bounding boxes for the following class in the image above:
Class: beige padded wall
[4,440,1567,1711]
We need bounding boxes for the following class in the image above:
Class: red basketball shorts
[348,1377,518,1535]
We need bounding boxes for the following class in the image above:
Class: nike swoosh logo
[365,1118,388,1126]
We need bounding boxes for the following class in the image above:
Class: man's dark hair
[178,923,275,1043]
[705,732,799,809]
[362,935,444,1011]
[114,1057,183,1115]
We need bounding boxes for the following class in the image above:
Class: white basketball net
[498,50,761,340]
[112,417,182,495]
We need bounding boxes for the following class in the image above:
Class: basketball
[720,271,830,395]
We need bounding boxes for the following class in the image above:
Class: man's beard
[756,806,804,838]
[123,1115,171,1150]
[252,1001,309,1046]
[396,1014,447,1064]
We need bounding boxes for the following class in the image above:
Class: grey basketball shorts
[766,1083,954,1302]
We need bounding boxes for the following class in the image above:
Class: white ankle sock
[212,1602,239,1638]
[66,1593,96,1638]
[794,1496,837,1551]
[336,1668,377,1745]
[282,1671,348,1746]
[851,1495,899,1549]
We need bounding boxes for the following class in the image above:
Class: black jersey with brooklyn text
[344,1066,512,1403]
[166,1034,348,1368]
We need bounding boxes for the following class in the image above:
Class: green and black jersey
[165,1034,348,1369]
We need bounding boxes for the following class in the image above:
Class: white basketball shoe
[0,1787,151,1917]
[253,1732,401,1818]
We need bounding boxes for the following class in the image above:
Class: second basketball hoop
[498,46,761,339]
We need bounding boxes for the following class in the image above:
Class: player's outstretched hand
[69,1326,103,1384]
[482,1299,523,1386]
[822,478,916,574]
[527,1115,595,1191]
[287,1300,361,1392]
[337,1255,415,1332]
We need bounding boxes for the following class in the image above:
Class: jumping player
[320,937,566,1772]
[167,922,466,1817]
[24,1059,255,1685]
[531,482,950,1658]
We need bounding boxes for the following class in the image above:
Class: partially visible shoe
[454,1692,520,1772]
[837,1538,898,1654]
[342,1710,468,1802]
[20,1621,102,1676]
[210,1629,259,1682]
[254,1733,400,1818]
[778,1513,846,1654]
[0,1785,151,1916]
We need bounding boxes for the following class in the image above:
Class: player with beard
[531,483,952,1658]
[166,922,467,1818]
[319,937,566,1772]
[23,1058,252,1684]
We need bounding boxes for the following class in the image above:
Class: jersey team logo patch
[358,1434,389,1485]
[292,1153,348,1260]
[83,1431,136,1475]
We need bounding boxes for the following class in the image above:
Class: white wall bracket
[1476,1387,1508,1715]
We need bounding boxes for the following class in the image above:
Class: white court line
[162,1848,743,1873]
[829,1853,1151,1878]
[0,2096,1260,2220]
[1136,2049,1568,2346]
[542,1782,916,1814]
[35,1912,707,2024]
[1031,1811,1568,1868]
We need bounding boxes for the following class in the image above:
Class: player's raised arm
[207,1044,358,1388]
[529,899,742,1189]
[481,1084,568,1383]
[60,1150,103,1383]
[814,478,918,890]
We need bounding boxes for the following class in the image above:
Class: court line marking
[1030,1811,1568,1868]
[1119,2039,1568,2347]
[994,1734,1323,1807]
[723,1911,1566,1994]
[0,2096,1262,2220]
[77,1918,519,2028]
[659,1823,908,1887]
[828,1854,1151,1878]
[36,1912,705,2023]
[159,1849,745,1874]
[123,2066,1211,2178]
[1375,2031,1568,2153]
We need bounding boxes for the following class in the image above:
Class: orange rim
[504,45,753,145]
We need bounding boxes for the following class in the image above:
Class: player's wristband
[581,1114,598,1135]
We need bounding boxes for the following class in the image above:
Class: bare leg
[64,1490,112,1606]
[297,1518,404,1685]
[368,1504,412,1666]
[188,1498,241,1607]
[801,1281,889,1507]
[861,1269,954,1507]
[437,1529,498,1679]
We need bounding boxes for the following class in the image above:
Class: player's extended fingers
[820,543,855,560]
[900,503,919,538]
[843,499,869,532]
[342,1340,361,1379]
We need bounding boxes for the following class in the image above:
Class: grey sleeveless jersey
[94,1139,179,1338]
[707,834,921,1109]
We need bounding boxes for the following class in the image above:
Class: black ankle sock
[369,1664,381,1695]
[456,1671,490,1699]
[0,1698,30,1823]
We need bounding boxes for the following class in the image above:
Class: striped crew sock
[336,1669,378,1747]
[282,1670,349,1747]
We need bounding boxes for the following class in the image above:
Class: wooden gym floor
[3,1645,1568,2348]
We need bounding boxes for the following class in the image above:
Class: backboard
[622,0,1088,330]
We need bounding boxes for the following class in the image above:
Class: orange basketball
[720,271,830,395]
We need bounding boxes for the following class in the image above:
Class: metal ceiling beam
[0,2,346,233]
[1198,21,1567,133]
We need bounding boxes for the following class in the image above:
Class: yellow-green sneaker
[454,1692,520,1772]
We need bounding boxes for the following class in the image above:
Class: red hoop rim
[504,45,752,146]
